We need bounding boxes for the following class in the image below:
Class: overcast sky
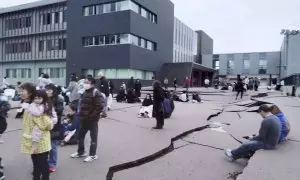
[1,0,300,53]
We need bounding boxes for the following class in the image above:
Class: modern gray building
[0,0,174,86]
[280,33,300,79]
[213,52,281,85]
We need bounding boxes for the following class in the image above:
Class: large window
[83,0,157,24]
[82,33,157,51]
[5,42,31,54]
[259,60,267,74]
[243,60,250,70]
[5,17,31,30]
[82,69,154,80]
[40,11,64,25]
[39,68,66,78]
[6,68,31,78]
[46,38,66,51]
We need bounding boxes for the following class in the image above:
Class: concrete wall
[286,35,300,77]
[196,30,213,66]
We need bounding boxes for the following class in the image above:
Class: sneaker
[84,155,98,162]
[49,166,56,173]
[225,149,235,162]
[70,152,88,158]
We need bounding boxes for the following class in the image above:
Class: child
[27,91,58,152]
[61,103,80,146]
[20,90,54,180]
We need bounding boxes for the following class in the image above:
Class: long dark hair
[35,90,53,117]
[20,83,36,102]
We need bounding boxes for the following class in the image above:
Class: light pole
[279,29,300,79]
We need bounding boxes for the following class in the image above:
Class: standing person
[70,77,103,162]
[127,77,135,92]
[225,105,281,161]
[184,76,190,91]
[45,84,64,173]
[235,78,244,100]
[2,77,9,89]
[204,78,210,88]
[152,81,165,129]
[134,79,142,98]
[96,72,109,118]
[173,78,177,91]
[107,80,114,111]
[0,92,10,144]
[77,75,86,95]
[19,83,53,180]
[244,76,249,90]
[66,75,80,105]
[254,77,259,91]
[163,77,168,90]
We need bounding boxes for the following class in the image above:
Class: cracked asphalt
[1,89,298,180]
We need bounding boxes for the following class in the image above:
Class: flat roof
[0,0,67,15]
[214,51,280,55]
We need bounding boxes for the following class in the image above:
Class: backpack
[163,98,172,114]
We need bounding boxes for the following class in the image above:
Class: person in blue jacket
[271,105,290,143]
[61,102,80,146]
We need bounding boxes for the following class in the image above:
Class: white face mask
[83,84,91,90]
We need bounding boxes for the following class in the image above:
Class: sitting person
[116,86,126,103]
[225,105,281,161]
[61,103,80,146]
[192,93,201,103]
[163,92,175,119]
[138,94,153,118]
[179,91,189,102]
[126,89,137,104]
[271,105,290,143]
[172,91,180,101]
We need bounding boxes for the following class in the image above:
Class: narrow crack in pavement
[181,139,225,151]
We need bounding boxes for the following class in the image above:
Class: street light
[279,29,300,79]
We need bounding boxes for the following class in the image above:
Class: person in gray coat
[66,75,80,104]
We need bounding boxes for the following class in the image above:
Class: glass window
[140,39,146,48]
[120,34,129,44]
[130,1,139,13]
[39,40,44,52]
[117,0,130,11]
[46,13,51,24]
[110,2,116,12]
[117,69,129,79]
[243,60,250,69]
[99,35,105,45]
[83,37,94,46]
[243,53,250,60]
[141,8,147,18]
[147,41,152,50]
[54,12,59,23]
[83,7,89,16]
[89,6,95,16]
[130,35,139,46]
[105,69,117,79]
[105,35,116,44]
[104,4,111,13]
[94,36,100,45]
[96,4,103,14]
[259,53,266,60]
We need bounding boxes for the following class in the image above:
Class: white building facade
[173,17,197,63]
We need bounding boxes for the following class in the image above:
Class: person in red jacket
[184,76,190,91]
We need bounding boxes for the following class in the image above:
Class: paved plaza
[1,88,299,180]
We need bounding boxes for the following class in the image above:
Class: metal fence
[282,73,300,87]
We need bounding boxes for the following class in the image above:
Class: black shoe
[152,127,163,130]
[101,114,107,118]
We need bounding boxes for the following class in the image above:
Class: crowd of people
[0,72,291,180]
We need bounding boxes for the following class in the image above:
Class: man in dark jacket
[235,79,244,100]
[127,77,135,91]
[45,84,64,172]
[71,77,103,162]
[225,105,281,161]
[134,79,142,97]
[96,72,109,117]
[152,80,165,129]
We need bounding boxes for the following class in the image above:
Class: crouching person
[225,105,281,161]
[61,103,80,146]
[70,77,103,162]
